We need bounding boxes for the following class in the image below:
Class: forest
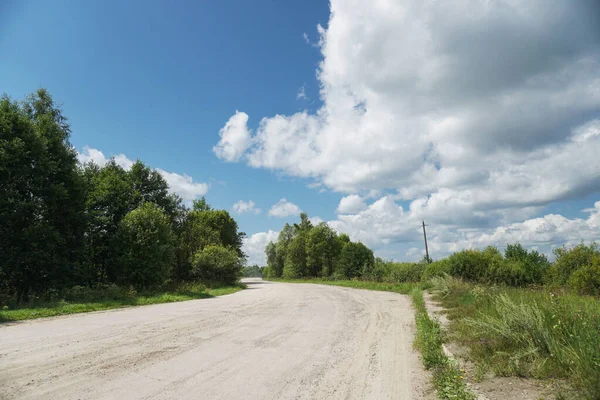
[0,89,246,307]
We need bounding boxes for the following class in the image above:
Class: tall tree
[115,203,175,288]
[0,90,86,301]
[306,223,341,277]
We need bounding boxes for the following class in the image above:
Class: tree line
[263,214,599,295]
[264,213,375,279]
[0,89,245,304]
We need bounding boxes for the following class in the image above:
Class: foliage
[568,260,600,296]
[0,89,246,304]
[0,90,86,302]
[422,259,451,281]
[548,242,600,286]
[367,259,425,283]
[283,233,308,278]
[115,203,175,288]
[192,245,242,286]
[0,283,243,322]
[430,275,600,399]
[336,241,374,279]
[411,288,476,399]
[241,265,264,278]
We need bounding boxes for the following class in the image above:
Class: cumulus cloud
[243,230,279,265]
[217,0,600,259]
[233,200,261,214]
[77,147,208,202]
[337,194,367,214]
[215,0,600,197]
[268,198,302,218]
[213,111,252,162]
[155,169,209,202]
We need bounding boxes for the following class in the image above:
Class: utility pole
[422,221,430,263]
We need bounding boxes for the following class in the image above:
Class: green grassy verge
[430,275,600,399]
[411,287,476,400]
[0,283,244,323]
[269,277,422,294]
[269,278,476,399]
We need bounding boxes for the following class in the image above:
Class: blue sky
[2,0,600,264]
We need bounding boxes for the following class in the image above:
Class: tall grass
[430,275,600,399]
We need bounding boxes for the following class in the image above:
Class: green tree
[174,210,220,281]
[306,223,341,277]
[336,241,374,279]
[283,233,308,279]
[115,203,175,288]
[265,241,281,277]
[192,245,241,286]
[0,90,86,301]
[129,160,182,224]
[195,209,246,259]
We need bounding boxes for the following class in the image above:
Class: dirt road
[0,279,429,399]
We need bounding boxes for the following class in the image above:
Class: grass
[430,275,600,399]
[0,283,245,322]
[411,287,477,400]
[269,277,476,399]
[270,277,423,294]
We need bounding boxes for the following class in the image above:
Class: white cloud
[215,0,600,200]
[215,0,600,258]
[77,147,208,202]
[243,230,279,265]
[233,200,261,214]
[213,111,252,162]
[337,194,366,214]
[296,85,308,100]
[155,169,209,202]
[268,198,302,218]
[78,145,133,170]
[309,216,324,225]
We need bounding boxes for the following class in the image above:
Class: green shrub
[447,248,491,282]
[116,203,175,289]
[548,242,600,286]
[568,261,600,296]
[504,243,550,285]
[387,262,425,283]
[192,245,241,286]
[422,259,451,280]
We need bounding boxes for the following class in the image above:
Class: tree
[129,160,182,224]
[174,210,220,281]
[0,90,86,301]
[265,241,281,278]
[195,209,246,259]
[192,245,241,286]
[336,241,374,279]
[115,203,175,288]
[283,233,308,279]
[192,197,211,212]
[306,223,341,277]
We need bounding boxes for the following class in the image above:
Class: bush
[447,249,491,282]
[387,262,425,283]
[548,243,600,286]
[568,261,600,296]
[422,259,451,281]
[192,245,241,286]
[116,203,175,289]
[502,243,549,285]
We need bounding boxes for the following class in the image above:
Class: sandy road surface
[0,279,429,400]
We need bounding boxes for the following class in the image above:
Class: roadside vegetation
[0,90,247,320]
[266,215,600,399]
